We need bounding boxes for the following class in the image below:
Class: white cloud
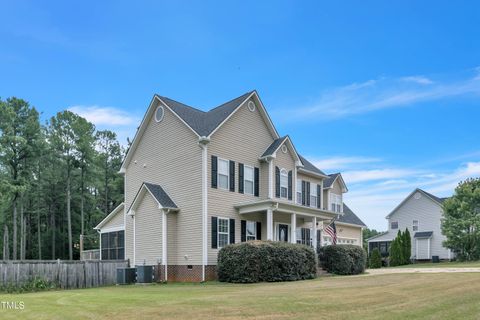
[344,161,480,230]
[310,156,380,171]
[68,105,140,146]
[343,168,420,184]
[69,105,138,126]
[292,70,480,119]
[400,76,433,85]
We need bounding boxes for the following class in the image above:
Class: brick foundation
[154,265,217,282]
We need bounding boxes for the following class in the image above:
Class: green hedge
[217,241,317,283]
[369,248,382,269]
[318,245,367,275]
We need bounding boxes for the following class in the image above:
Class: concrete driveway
[366,267,480,275]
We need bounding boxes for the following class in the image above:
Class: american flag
[324,220,337,245]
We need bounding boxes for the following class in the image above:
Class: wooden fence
[0,260,128,289]
[80,249,100,261]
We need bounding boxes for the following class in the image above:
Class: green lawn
[1,273,480,319]
[391,261,480,268]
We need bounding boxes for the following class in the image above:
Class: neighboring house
[368,188,452,261]
[94,91,366,281]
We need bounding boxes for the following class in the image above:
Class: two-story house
[93,91,366,281]
[368,188,453,261]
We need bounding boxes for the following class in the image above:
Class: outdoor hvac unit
[116,268,136,285]
[136,265,154,283]
[432,256,440,263]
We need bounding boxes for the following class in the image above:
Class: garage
[415,231,433,260]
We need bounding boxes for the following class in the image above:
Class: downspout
[199,136,210,282]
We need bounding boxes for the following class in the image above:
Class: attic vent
[281,145,288,154]
[248,101,256,112]
[155,106,165,122]
[414,192,421,200]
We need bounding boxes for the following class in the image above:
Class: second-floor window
[218,158,229,190]
[310,183,317,208]
[244,165,254,195]
[330,193,342,212]
[391,221,398,229]
[280,169,288,198]
[413,220,419,231]
[296,180,302,204]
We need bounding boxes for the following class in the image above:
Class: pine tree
[403,228,411,264]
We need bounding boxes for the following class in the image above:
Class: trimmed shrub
[217,241,317,283]
[369,248,382,269]
[318,245,367,275]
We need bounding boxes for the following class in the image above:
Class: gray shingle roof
[338,203,367,227]
[420,189,449,204]
[261,136,288,157]
[144,182,178,209]
[414,231,433,238]
[323,173,340,188]
[158,91,253,137]
[298,155,326,176]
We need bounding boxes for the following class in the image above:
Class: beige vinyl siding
[273,142,296,201]
[297,173,324,207]
[259,162,270,198]
[125,100,202,265]
[207,97,276,264]
[101,208,124,230]
[335,224,362,245]
[134,192,163,265]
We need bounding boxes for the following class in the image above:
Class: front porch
[235,199,339,250]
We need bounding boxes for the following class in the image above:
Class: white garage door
[416,239,430,260]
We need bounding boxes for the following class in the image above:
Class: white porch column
[267,208,273,240]
[312,217,317,250]
[290,213,297,244]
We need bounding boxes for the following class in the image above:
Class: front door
[278,224,289,242]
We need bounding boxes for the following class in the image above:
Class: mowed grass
[1,273,480,320]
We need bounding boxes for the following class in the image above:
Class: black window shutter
[287,170,293,200]
[238,163,244,194]
[229,219,235,244]
[301,180,306,205]
[306,182,311,206]
[275,166,280,198]
[256,222,262,240]
[229,160,235,192]
[241,220,246,242]
[317,184,321,208]
[211,156,218,188]
[211,217,218,249]
[254,167,259,197]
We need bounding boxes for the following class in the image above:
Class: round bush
[217,241,317,283]
[318,245,367,275]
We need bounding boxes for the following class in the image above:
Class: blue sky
[1,1,480,230]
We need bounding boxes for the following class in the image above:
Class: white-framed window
[218,158,229,190]
[413,220,419,231]
[246,221,256,241]
[391,221,398,230]
[280,169,288,198]
[310,183,317,208]
[218,218,230,248]
[244,165,254,195]
[296,180,302,204]
[330,193,342,212]
[323,236,332,246]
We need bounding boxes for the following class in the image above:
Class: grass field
[1,272,480,320]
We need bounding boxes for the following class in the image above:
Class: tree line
[0,97,125,260]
